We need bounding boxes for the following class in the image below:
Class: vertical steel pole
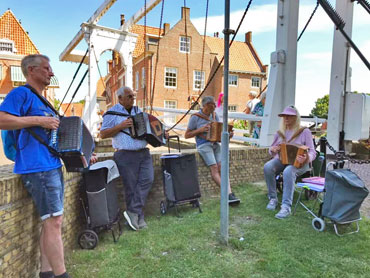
[220,0,230,244]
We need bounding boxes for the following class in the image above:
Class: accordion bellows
[279,143,309,168]
[129,112,166,147]
[206,122,234,142]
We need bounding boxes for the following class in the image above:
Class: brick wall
[0,146,269,278]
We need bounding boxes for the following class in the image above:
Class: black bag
[322,168,369,222]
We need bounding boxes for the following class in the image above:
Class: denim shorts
[197,142,221,166]
[21,167,64,221]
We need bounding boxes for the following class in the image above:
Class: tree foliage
[310,94,329,119]
[54,98,61,111]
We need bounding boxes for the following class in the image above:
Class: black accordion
[49,116,94,172]
[130,113,166,147]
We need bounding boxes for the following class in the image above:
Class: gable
[0,10,39,55]
[205,36,263,74]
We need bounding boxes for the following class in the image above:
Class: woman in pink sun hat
[263,105,317,219]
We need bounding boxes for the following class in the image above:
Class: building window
[135,71,139,90]
[228,105,237,112]
[193,70,205,91]
[251,76,261,88]
[0,64,2,80]
[148,37,159,44]
[179,36,190,53]
[0,95,5,105]
[228,74,238,86]
[141,68,145,88]
[164,100,177,125]
[164,67,177,88]
[0,39,16,53]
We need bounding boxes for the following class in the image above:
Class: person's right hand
[270,145,280,154]
[200,123,210,133]
[120,118,133,129]
[40,116,60,130]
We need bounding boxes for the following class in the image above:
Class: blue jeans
[21,167,64,221]
[263,158,309,208]
[114,148,154,217]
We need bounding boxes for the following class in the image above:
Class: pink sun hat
[278,106,297,117]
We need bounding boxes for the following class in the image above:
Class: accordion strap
[22,85,61,157]
[192,112,216,140]
[278,127,306,143]
[26,128,61,157]
[103,108,138,136]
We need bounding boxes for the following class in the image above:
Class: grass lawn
[67,183,370,278]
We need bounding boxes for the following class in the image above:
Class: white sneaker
[275,206,291,219]
[266,198,278,210]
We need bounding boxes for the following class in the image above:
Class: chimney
[181,7,190,20]
[120,14,125,26]
[245,31,252,43]
[163,23,170,35]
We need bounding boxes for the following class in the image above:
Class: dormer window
[179,36,190,53]
[0,39,17,53]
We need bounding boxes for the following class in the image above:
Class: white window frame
[193,70,205,91]
[164,100,177,125]
[164,67,177,88]
[0,39,16,53]
[228,74,238,87]
[141,67,145,89]
[0,64,2,80]
[135,71,139,90]
[228,105,237,112]
[251,76,261,88]
[179,36,190,53]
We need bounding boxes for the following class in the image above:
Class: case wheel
[312,217,325,232]
[78,229,99,249]
[160,201,167,215]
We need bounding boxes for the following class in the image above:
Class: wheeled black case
[160,136,202,216]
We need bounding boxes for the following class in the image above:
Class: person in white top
[245,90,259,114]
[244,91,259,135]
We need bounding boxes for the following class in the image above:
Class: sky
[1,0,369,115]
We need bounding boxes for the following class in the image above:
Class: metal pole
[220,0,231,244]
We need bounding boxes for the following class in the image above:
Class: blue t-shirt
[0,86,61,174]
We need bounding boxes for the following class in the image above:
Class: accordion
[206,122,234,143]
[49,116,94,172]
[279,143,309,169]
[129,112,166,147]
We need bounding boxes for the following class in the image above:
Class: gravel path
[350,163,370,219]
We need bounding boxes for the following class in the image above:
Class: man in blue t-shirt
[0,54,69,278]
[185,96,240,205]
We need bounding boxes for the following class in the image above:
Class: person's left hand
[90,153,98,165]
[296,154,307,164]
[164,131,169,139]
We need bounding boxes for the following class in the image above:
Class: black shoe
[228,193,240,205]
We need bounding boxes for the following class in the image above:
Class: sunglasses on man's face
[126,94,135,99]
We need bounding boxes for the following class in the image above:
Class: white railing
[150,107,326,145]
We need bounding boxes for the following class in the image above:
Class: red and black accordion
[129,112,166,147]
[103,110,166,147]
[49,116,94,172]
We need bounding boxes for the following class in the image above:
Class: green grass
[67,184,370,278]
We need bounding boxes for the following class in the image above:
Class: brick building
[0,9,59,165]
[104,7,267,126]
